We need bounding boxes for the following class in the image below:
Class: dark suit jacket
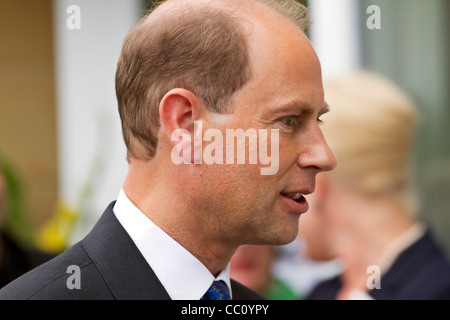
[306,230,450,300]
[0,202,264,300]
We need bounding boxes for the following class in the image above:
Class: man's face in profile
[196,17,336,246]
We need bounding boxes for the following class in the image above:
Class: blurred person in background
[0,159,33,288]
[299,70,450,300]
[230,244,299,299]
[0,157,55,288]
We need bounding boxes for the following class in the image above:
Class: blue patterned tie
[201,280,231,300]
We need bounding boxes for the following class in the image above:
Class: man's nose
[297,126,337,172]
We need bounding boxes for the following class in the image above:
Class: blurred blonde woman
[299,70,450,300]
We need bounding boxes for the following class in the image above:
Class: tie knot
[201,280,231,300]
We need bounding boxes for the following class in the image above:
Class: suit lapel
[82,202,171,300]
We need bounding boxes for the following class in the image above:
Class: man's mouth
[281,192,303,201]
[280,190,310,214]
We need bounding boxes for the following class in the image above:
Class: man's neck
[123,162,236,276]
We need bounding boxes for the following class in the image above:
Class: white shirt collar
[112,188,232,300]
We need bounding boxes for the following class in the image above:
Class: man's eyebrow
[269,100,329,117]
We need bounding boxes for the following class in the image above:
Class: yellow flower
[33,201,78,253]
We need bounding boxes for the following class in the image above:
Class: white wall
[309,0,362,80]
[53,0,141,243]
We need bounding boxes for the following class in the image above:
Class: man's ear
[159,88,202,137]
[159,89,203,163]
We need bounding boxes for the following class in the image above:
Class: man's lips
[282,192,303,200]
[280,189,312,214]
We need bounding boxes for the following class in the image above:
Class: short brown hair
[116,0,310,160]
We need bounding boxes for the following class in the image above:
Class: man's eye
[281,117,295,127]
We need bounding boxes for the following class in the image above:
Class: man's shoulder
[0,241,112,300]
[0,202,170,300]
[230,279,266,300]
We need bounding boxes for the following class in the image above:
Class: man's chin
[249,226,299,247]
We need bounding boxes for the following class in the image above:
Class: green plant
[0,154,32,247]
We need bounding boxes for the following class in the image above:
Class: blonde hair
[322,70,420,207]
[116,0,310,160]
